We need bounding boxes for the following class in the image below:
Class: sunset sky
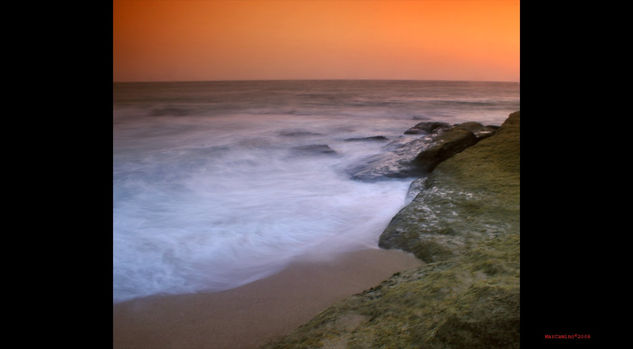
[114,0,519,82]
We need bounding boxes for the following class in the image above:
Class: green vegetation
[380,111,520,262]
[263,112,520,348]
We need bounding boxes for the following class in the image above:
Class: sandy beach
[113,248,422,349]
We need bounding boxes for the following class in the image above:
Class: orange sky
[114,0,519,82]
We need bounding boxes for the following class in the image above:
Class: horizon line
[113,78,520,84]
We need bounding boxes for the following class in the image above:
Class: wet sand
[113,248,422,349]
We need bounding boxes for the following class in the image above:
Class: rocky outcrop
[262,234,519,349]
[379,111,520,262]
[403,121,451,134]
[454,121,499,139]
[348,121,499,180]
[263,111,520,349]
[346,137,432,180]
[343,136,389,142]
[411,127,479,173]
[411,121,505,173]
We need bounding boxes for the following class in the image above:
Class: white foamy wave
[114,115,413,302]
[113,81,519,303]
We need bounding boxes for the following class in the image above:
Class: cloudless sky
[114,0,519,82]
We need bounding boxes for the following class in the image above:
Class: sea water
[113,80,519,302]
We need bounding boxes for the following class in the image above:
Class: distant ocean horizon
[114,78,520,84]
[113,80,519,303]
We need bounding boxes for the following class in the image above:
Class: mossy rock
[380,111,520,262]
[403,121,451,134]
[428,284,520,349]
[409,240,454,263]
[264,112,520,349]
[262,234,520,349]
[412,128,479,173]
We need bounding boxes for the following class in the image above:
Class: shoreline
[113,112,519,348]
[113,247,422,349]
[264,111,520,348]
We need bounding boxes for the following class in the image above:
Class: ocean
[113,80,519,303]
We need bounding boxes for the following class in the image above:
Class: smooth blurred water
[113,80,519,303]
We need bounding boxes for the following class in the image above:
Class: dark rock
[473,127,497,140]
[343,136,389,142]
[454,121,484,132]
[291,144,337,155]
[347,137,432,180]
[404,177,426,204]
[403,121,451,135]
[412,128,479,173]
[348,122,486,181]
[453,122,499,140]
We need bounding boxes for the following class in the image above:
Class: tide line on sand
[113,248,422,349]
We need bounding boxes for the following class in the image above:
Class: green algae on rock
[347,120,501,181]
[262,111,520,349]
[403,121,451,135]
[380,111,520,262]
[410,119,509,178]
[262,234,520,349]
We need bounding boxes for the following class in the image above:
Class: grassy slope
[263,112,520,348]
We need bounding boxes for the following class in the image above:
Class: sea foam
[113,81,519,302]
